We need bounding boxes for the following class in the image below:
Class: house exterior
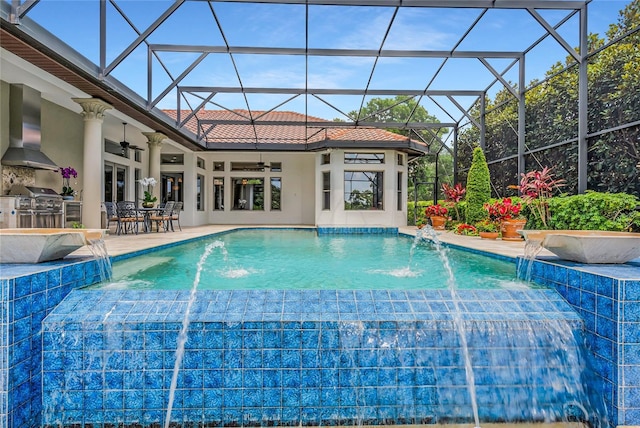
[0,51,428,229]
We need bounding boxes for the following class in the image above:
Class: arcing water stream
[164,241,223,427]
[417,227,481,428]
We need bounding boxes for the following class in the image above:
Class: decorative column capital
[72,98,113,120]
[143,132,168,148]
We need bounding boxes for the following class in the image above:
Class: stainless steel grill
[5,185,63,228]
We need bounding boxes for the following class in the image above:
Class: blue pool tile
[624,345,640,364]
[263,349,281,367]
[203,388,223,408]
[243,349,262,368]
[224,369,242,388]
[624,280,640,300]
[580,291,596,313]
[625,302,640,323]
[301,368,321,387]
[263,388,282,407]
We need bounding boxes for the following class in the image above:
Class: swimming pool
[99,229,529,290]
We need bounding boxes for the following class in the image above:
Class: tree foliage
[457,1,640,198]
[346,96,455,200]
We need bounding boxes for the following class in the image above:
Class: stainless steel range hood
[1,84,59,170]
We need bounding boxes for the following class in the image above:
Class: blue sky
[23,0,632,125]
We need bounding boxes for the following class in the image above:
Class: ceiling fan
[119,123,145,154]
[257,154,270,170]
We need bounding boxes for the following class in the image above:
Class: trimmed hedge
[465,147,492,224]
[547,191,640,232]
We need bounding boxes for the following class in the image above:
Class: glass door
[104,162,127,203]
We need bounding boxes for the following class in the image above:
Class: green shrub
[452,201,467,223]
[547,191,639,231]
[465,147,492,224]
[407,200,431,225]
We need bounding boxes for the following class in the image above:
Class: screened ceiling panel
[2,0,620,149]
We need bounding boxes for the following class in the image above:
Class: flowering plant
[454,223,478,236]
[59,166,77,196]
[475,219,499,233]
[425,204,448,217]
[442,183,466,220]
[442,183,466,202]
[519,167,565,228]
[484,198,522,222]
[139,177,158,203]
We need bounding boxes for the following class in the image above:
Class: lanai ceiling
[1,0,598,152]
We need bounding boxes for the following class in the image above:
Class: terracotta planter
[430,216,446,230]
[501,219,527,241]
[479,231,500,240]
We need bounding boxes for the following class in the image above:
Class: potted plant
[454,223,478,236]
[139,177,158,208]
[475,219,500,239]
[485,198,526,241]
[58,166,77,200]
[425,204,448,230]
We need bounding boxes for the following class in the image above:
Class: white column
[142,132,166,203]
[72,98,113,229]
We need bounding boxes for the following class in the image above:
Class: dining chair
[149,201,175,232]
[170,201,183,231]
[115,201,143,235]
[103,201,118,232]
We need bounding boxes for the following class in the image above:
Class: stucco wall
[316,149,408,228]
[181,151,316,226]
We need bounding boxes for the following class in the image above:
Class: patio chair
[115,201,144,235]
[170,201,183,231]
[103,201,118,231]
[149,201,175,232]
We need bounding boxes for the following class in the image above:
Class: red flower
[425,204,448,217]
[484,198,522,222]
[442,183,466,203]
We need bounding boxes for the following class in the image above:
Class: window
[271,178,281,210]
[232,162,264,171]
[161,173,183,203]
[232,178,264,210]
[134,168,142,205]
[196,174,204,211]
[135,150,142,163]
[269,162,282,172]
[322,172,330,210]
[397,153,404,166]
[321,153,331,165]
[344,152,385,164]
[104,139,128,159]
[161,154,184,165]
[213,178,224,210]
[344,171,383,210]
[197,157,205,169]
[397,172,403,211]
[213,161,225,171]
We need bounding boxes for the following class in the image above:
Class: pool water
[98,229,530,290]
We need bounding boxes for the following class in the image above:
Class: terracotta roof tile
[163,109,425,149]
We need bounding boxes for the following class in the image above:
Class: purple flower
[59,166,78,179]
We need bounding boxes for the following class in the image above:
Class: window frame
[343,170,384,211]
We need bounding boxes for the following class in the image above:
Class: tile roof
[162,110,427,151]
